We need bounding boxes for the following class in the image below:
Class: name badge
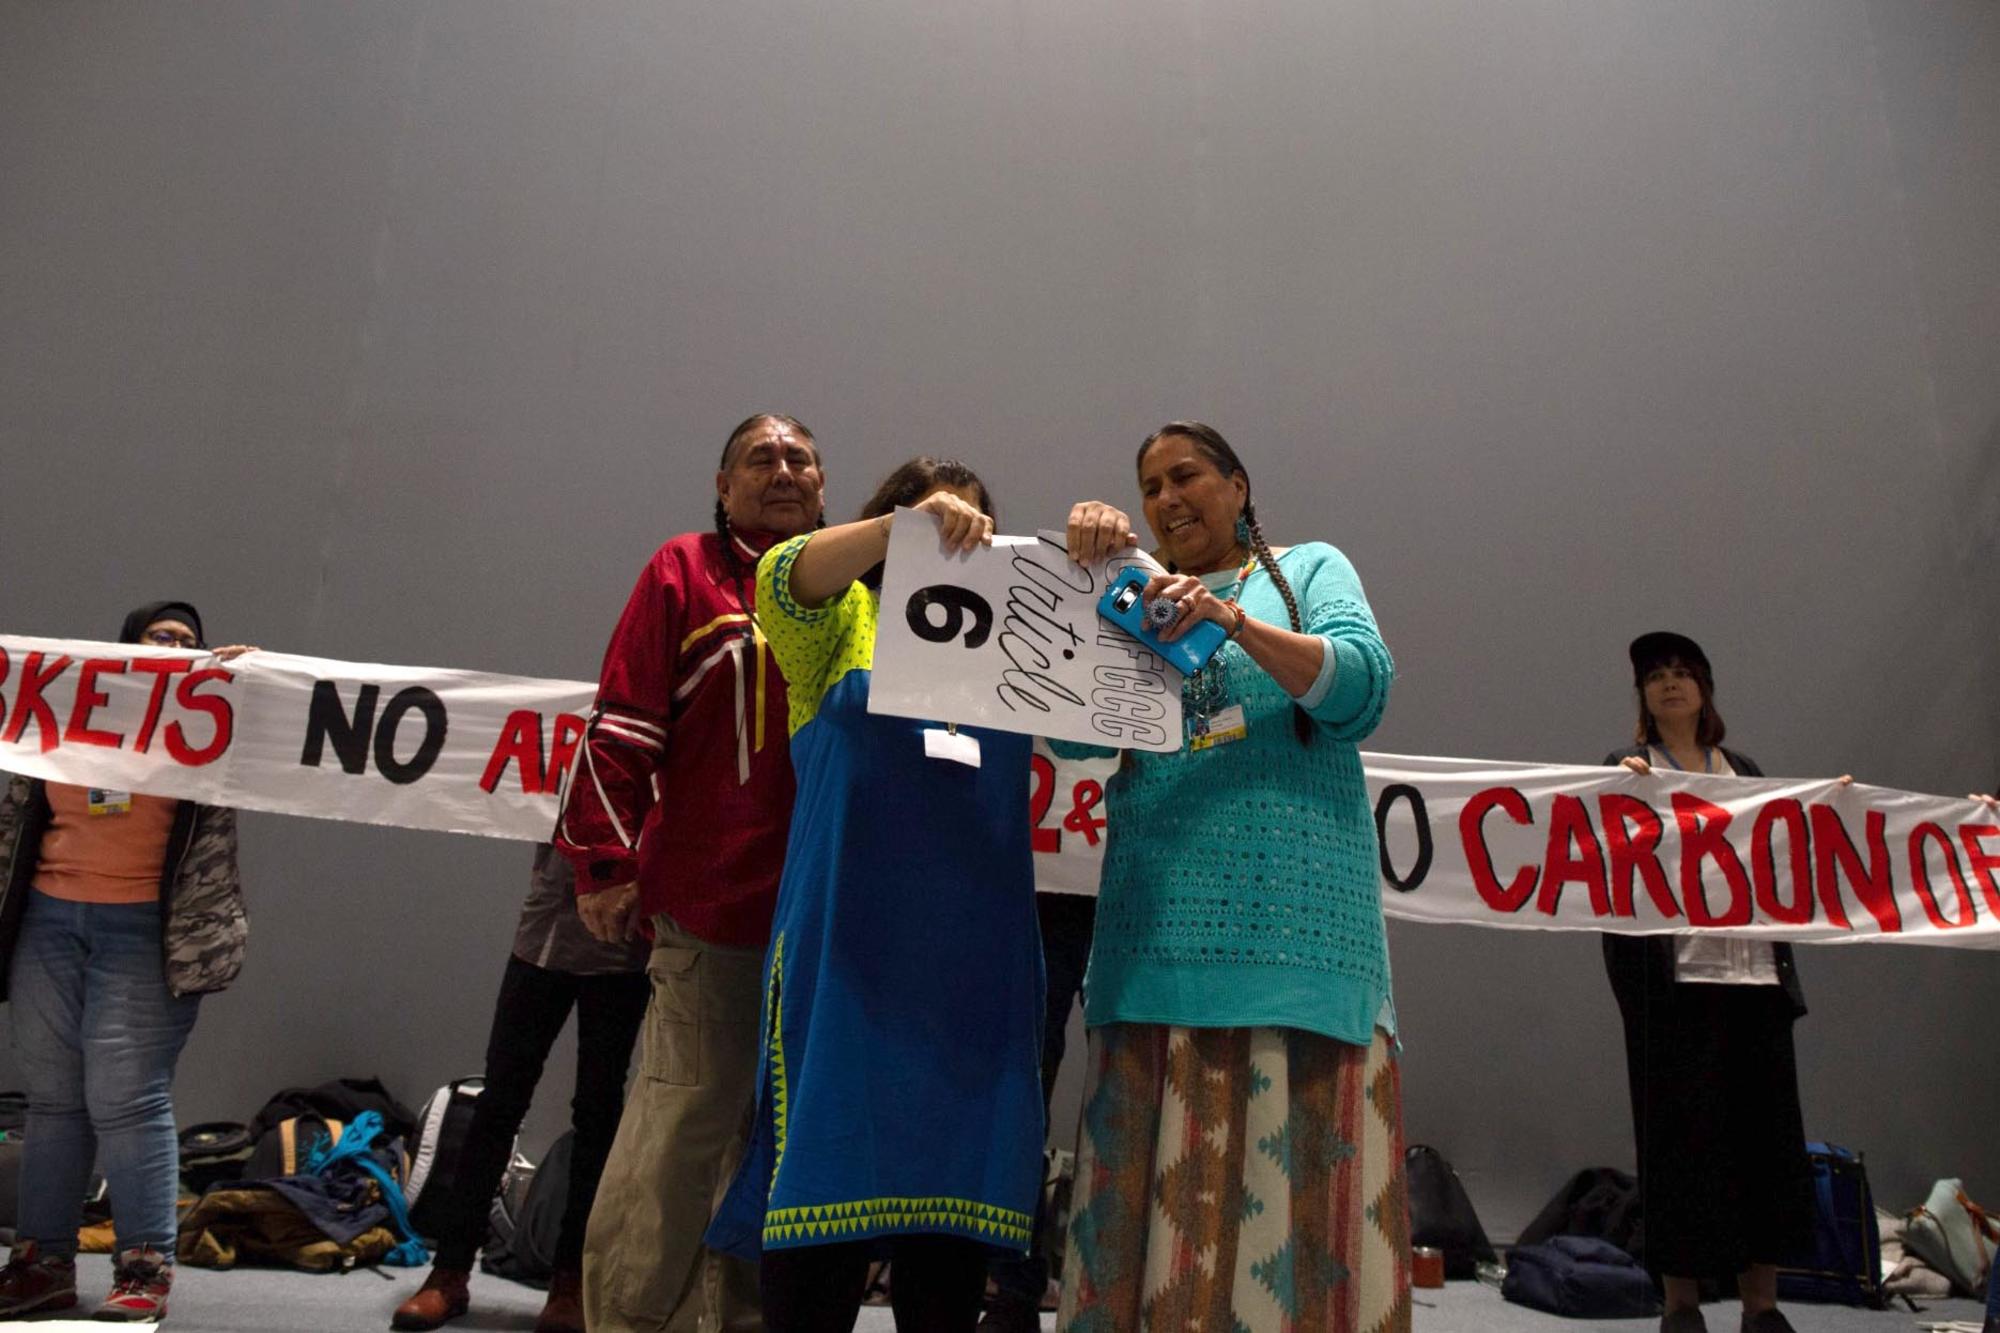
[1188,704,1248,752]
[87,788,133,816]
[923,727,983,768]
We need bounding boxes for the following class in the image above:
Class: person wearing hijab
[0,602,255,1324]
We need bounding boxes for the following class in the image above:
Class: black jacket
[1598,744,1806,1019]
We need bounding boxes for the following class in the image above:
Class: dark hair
[1138,421,1312,744]
[717,412,817,471]
[713,413,824,591]
[855,457,995,590]
[1633,656,1728,748]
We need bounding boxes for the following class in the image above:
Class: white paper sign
[867,510,1183,752]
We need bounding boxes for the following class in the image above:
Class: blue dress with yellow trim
[705,533,1044,1259]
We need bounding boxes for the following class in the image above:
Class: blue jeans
[10,891,201,1258]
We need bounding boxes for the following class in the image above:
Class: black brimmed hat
[1628,630,1709,685]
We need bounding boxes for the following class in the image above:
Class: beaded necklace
[1181,555,1258,730]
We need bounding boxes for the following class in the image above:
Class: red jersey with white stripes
[555,528,795,947]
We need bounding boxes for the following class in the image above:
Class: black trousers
[988,892,1097,1310]
[761,1235,989,1333]
[430,955,650,1273]
[1611,976,1814,1279]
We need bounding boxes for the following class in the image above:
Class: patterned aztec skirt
[1059,1024,1411,1333]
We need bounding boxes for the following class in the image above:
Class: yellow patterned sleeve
[756,534,878,734]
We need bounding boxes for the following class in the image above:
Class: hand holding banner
[867,509,1182,751]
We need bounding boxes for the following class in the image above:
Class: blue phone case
[1096,567,1228,675]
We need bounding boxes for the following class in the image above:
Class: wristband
[1224,599,1247,638]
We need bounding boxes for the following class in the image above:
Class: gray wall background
[2,1,1996,1241]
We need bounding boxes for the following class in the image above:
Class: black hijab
[119,600,205,648]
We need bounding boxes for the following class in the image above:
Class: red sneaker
[94,1246,173,1322]
[0,1239,79,1317]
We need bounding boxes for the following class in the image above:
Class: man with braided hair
[555,414,824,1333]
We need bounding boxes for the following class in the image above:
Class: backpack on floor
[246,1114,346,1182]
[248,1076,418,1144]
[180,1111,424,1272]
[480,1130,571,1288]
[478,1150,539,1276]
[1516,1166,1644,1258]
[1503,1235,1662,1319]
[1902,1177,1999,1298]
[180,1122,257,1196]
[406,1077,495,1239]
[1405,1144,1498,1279]
[1777,1142,1887,1307]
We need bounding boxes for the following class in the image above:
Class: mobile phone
[1096,567,1228,676]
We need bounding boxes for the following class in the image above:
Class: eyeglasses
[143,630,200,649]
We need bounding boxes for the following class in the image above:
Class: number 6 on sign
[905,586,994,649]
[868,507,1181,751]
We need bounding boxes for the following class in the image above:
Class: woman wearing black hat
[0,602,254,1325]
[1602,631,1816,1333]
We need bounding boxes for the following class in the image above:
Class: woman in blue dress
[708,458,1045,1333]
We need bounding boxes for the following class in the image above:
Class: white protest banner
[1367,752,2000,947]
[0,635,592,840]
[10,633,1998,948]
[1030,738,1117,897]
[867,509,1183,752]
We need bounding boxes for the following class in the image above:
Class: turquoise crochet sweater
[1054,542,1396,1045]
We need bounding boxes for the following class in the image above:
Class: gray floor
[0,1257,1983,1331]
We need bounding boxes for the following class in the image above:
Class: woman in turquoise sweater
[1055,422,1405,1333]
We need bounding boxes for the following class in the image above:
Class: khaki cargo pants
[583,915,764,1333]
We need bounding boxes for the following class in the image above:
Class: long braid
[1243,502,1313,744]
[716,501,826,624]
[714,501,756,624]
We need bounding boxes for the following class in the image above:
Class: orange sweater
[33,782,176,905]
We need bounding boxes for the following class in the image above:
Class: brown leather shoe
[0,1241,79,1318]
[391,1268,470,1331]
[535,1269,584,1333]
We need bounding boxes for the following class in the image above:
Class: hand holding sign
[869,508,1182,751]
[1065,500,1140,566]
[914,488,995,554]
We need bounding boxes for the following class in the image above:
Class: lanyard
[1653,744,1713,774]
